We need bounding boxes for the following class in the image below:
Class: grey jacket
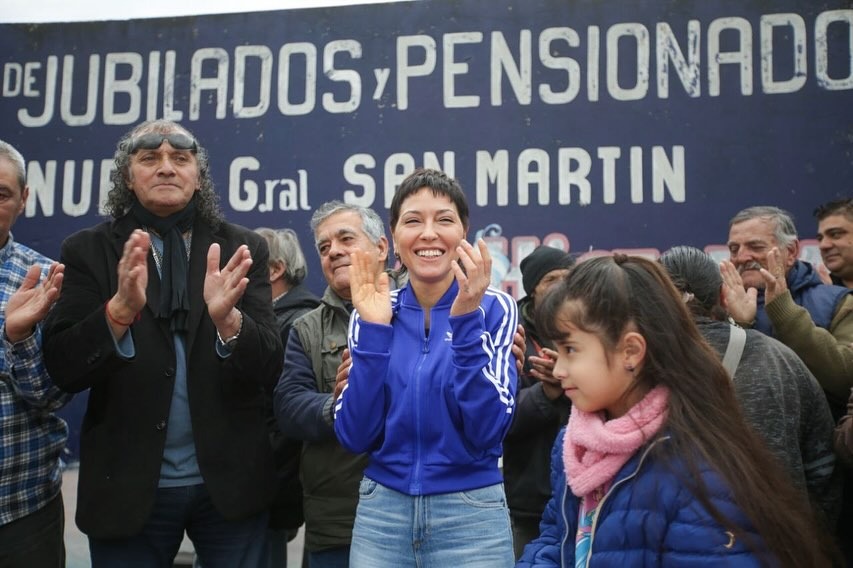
[699,317,840,524]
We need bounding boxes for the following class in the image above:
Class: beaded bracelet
[105,300,141,327]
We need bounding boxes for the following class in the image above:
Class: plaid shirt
[0,234,70,526]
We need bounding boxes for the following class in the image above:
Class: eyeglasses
[128,132,198,154]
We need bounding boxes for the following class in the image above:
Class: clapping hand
[205,243,251,336]
[334,348,352,400]
[107,229,150,332]
[5,262,65,343]
[528,347,563,400]
[450,239,491,317]
[720,259,757,325]
[760,248,789,305]
[349,249,391,324]
[512,324,525,376]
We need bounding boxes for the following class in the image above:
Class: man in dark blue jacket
[724,206,853,415]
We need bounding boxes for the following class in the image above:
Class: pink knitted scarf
[563,386,670,497]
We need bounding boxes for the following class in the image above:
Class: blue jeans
[88,484,268,568]
[349,477,513,568]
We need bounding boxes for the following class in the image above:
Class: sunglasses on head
[128,132,198,154]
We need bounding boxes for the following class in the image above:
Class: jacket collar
[398,279,459,309]
[320,286,351,313]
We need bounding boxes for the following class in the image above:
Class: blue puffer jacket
[517,429,770,567]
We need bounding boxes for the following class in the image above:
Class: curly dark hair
[104,119,223,227]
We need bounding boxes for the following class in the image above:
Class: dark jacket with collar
[273,283,322,350]
[43,213,283,538]
[755,260,850,336]
[503,296,570,520]
[268,282,320,530]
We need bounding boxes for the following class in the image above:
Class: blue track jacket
[334,279,518,496]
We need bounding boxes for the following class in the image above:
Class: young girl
[517,254,834,567]
[334,168,518,567]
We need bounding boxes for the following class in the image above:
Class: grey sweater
[698,318,840,524]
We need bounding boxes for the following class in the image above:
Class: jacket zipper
[560,479,570,567]
[410,310,430,495]
[579,436,670,568]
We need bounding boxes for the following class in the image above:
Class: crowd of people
[0,120,851,567]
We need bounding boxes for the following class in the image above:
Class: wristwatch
[217,312,243,348]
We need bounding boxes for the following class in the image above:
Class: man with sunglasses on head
[43,120,283,567]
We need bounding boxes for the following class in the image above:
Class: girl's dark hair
[536,254,834,567]
[389,168,469,232]
[659,245,728,321]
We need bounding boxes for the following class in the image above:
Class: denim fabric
[349,477,513,568]
[88,484,267,568]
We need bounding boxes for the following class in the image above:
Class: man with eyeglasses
[43,120,283,567]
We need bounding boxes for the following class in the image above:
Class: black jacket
[502,296,570,519]
[268,283,321,530]
[43,214,283,538]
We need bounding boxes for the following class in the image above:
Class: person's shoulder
[216,221,263,245]
[838,290,853,309]
[61,220,115,248]
[292,301,331,330]
[286,284,322,308]
[483,286,517,310]
[743,328,797,360]
[480,287,519,328]
[10,240,54,266]
[695,319,730,350]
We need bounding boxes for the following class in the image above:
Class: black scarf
[130,197,197,333]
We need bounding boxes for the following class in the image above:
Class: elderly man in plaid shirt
[0,139,69,567]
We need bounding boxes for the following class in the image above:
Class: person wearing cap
[42,119,283,567]
[503,245,574,558]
